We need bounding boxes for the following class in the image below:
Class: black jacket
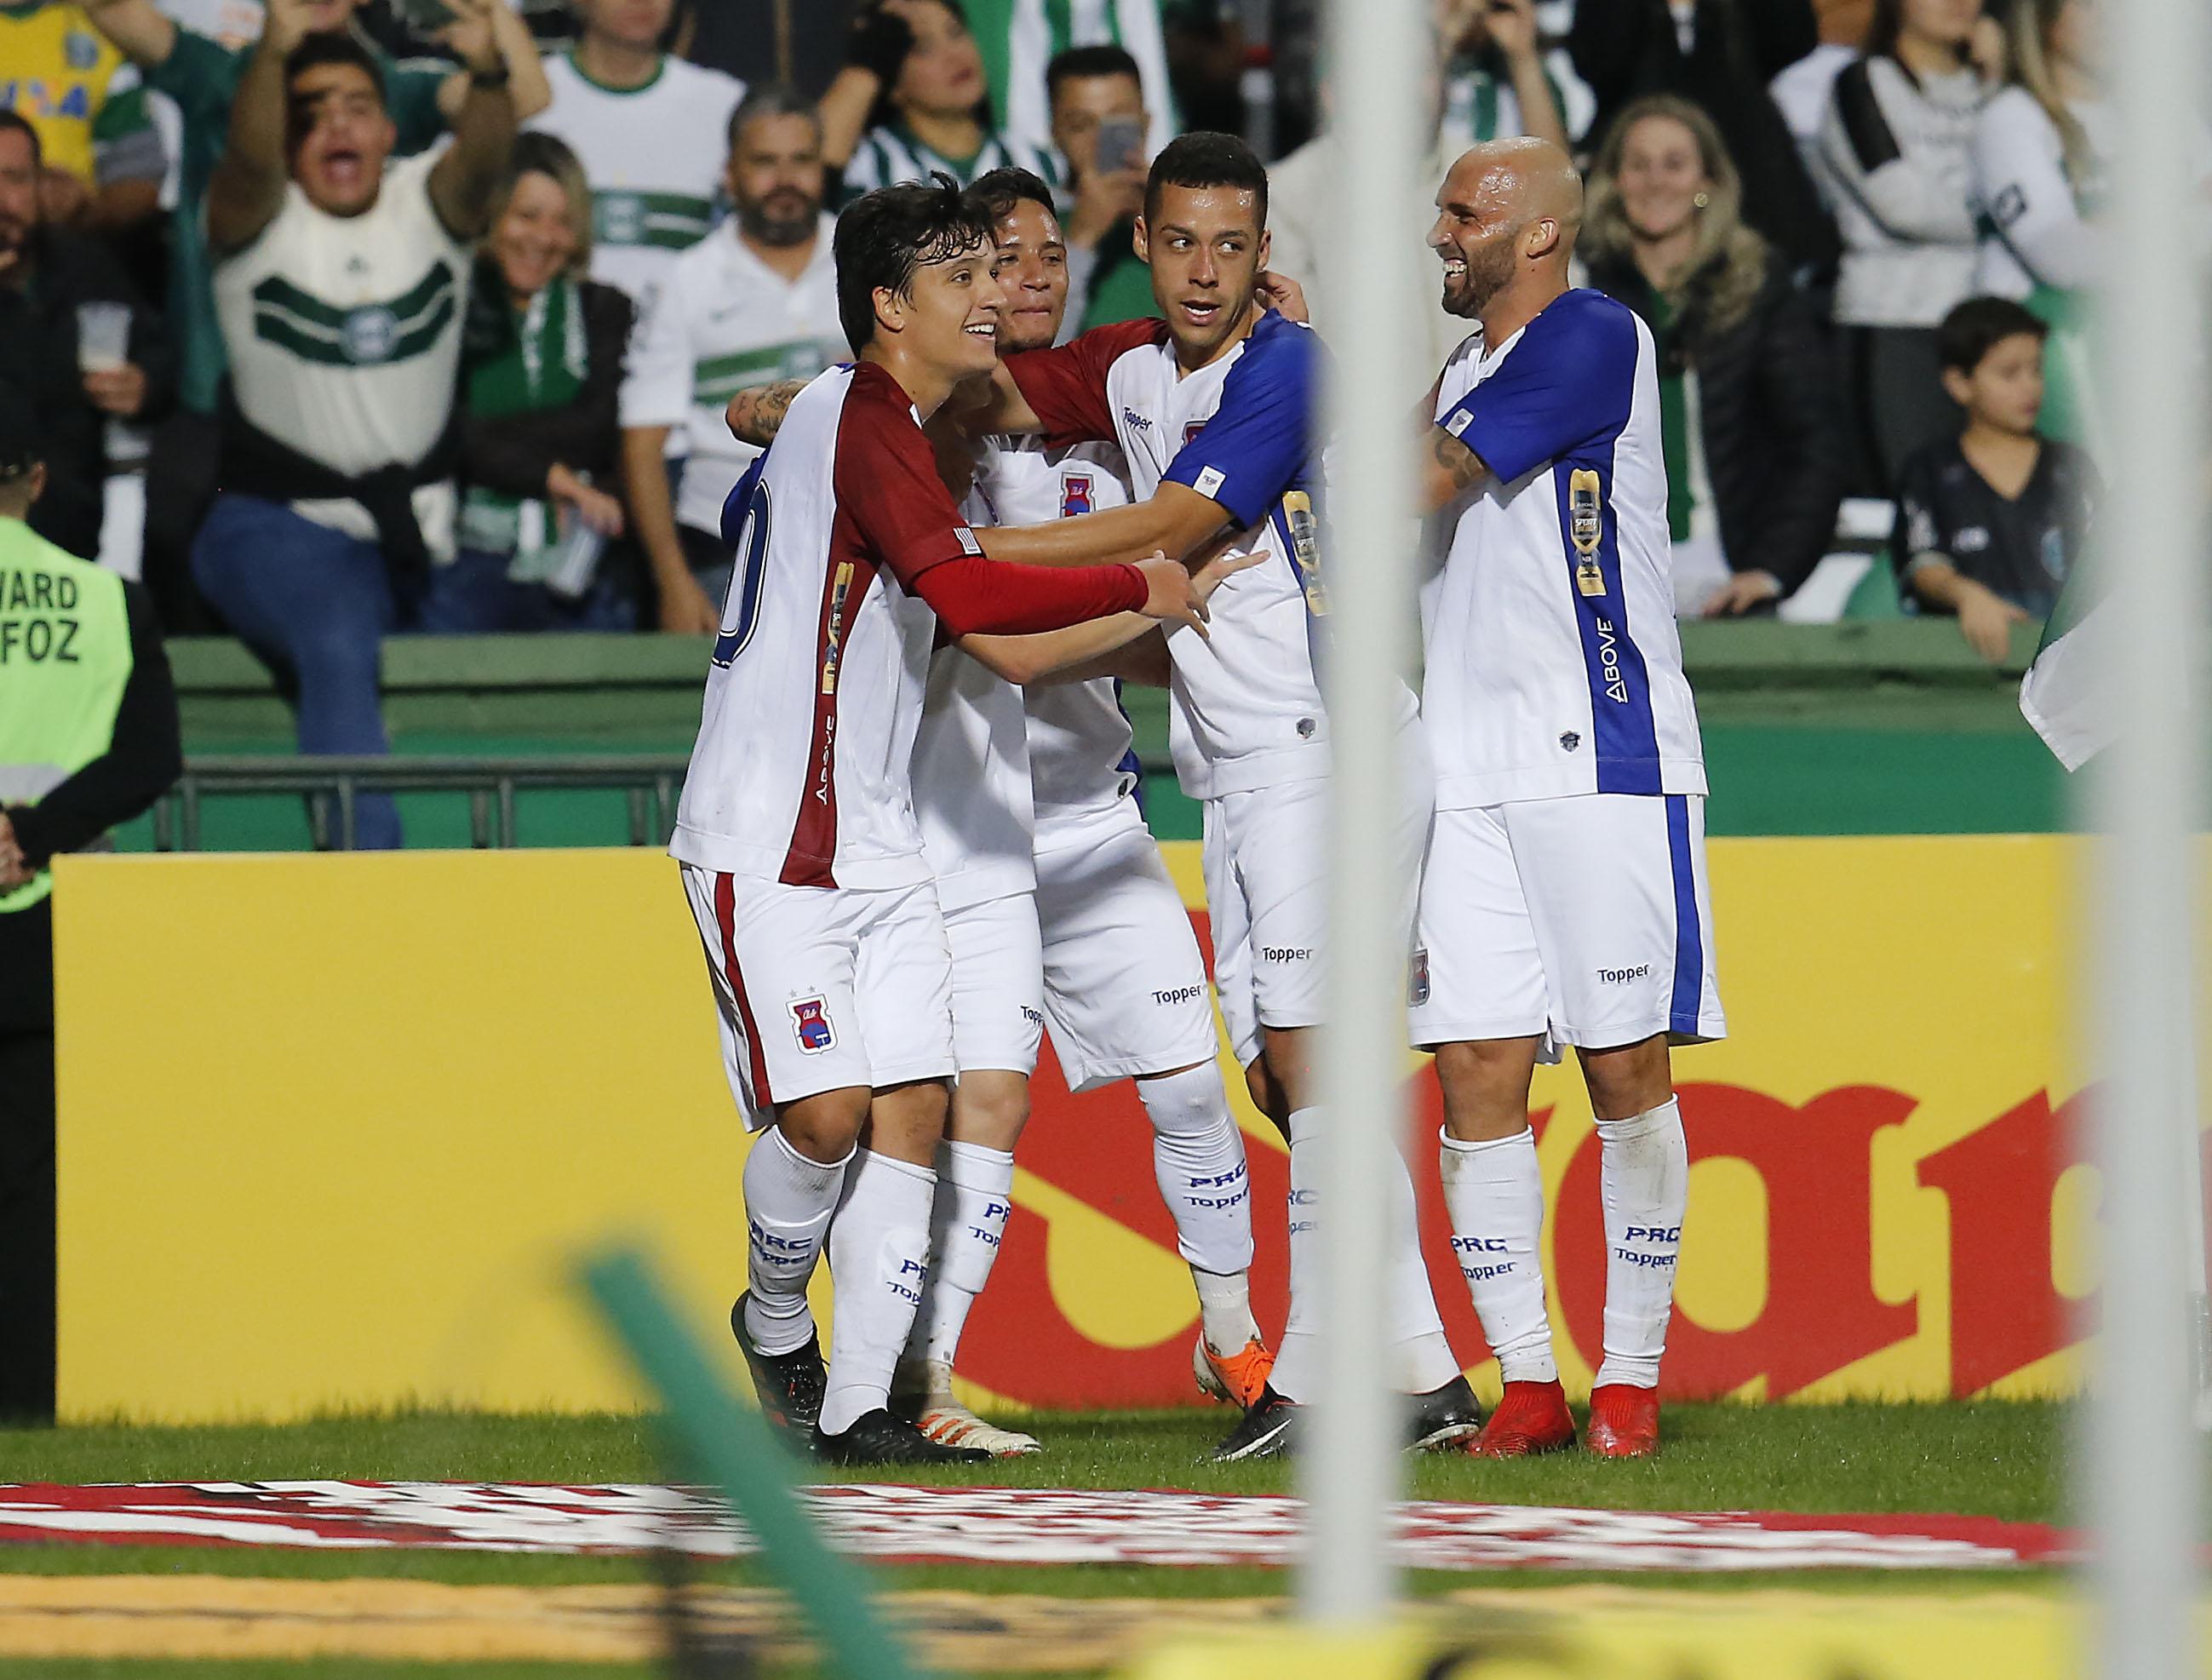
[0,232,175,562]
[1570,0,1839,280]
[1586,252,1848,597]
[457,267,634,507]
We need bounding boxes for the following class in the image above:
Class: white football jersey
[911,433,1138,902]
[1424,288,1705,808]
[527,54,745,310]
[671,363,983,888]
[619,215,847,536]
[1008,312,1332,801]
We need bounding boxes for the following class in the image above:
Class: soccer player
[954,133,1481,1462]
[673,176,1212,1465]
[901,169,1275,1455]
[1415,138,1726,1459]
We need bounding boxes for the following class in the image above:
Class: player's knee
[1578,1034,1672,1121]
[1242,1058,1290,1138]
[951,1072,1031,1149]
[775,1089,872,1163]
[1433,1038,1540,1141]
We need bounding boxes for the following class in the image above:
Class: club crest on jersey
[1061,473,1093,518]
[790,997,836,1053]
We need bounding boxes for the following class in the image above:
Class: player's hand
[82,364,148,418]
[1189,545,1267,606]
[1702,570,1781,617]
[1956,582,2031,663]
[658,571,723,635]
[1134,552,1215,638]
[1257,270,1309,324]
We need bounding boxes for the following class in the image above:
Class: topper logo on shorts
[1061,473,1093,518]
[1596,964,1652,985]
[1152,984,1204,1006]
[789,998,835,1052]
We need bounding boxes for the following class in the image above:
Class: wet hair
[966,165,1057,229]
[1046,43,1143,106]
[1938,295,2049,374]
[1143,129,1268,228]
[834,171,994,353]
[728,81,821,152]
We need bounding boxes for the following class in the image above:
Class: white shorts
[943,891,1046,1076]
[1034,803,1218,1092]
[1201,799,1264,1071]
[680,863,956,1128]
[1408,793,1727,1053]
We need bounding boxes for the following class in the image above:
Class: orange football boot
[1193,1333,1277,1409]
[1465,1379,1576,1458]
[1585,1383,1661,1458]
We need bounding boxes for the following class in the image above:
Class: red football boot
[1585,1383,1661,1458]
[1465,1379,1576,1458]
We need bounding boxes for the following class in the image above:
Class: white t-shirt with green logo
[527,53,745,312]
[618,215,846,537]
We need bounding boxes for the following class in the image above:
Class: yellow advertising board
[52,836,2089,1423]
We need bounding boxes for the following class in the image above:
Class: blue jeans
[190,494,404,850]
[417,547,639,634]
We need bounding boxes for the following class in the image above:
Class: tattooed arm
[1420,426,1492,515]
[725,380,808,448]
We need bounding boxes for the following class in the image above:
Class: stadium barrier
[54,834,2089,1423]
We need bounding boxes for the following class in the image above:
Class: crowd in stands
[0,0,2161,818]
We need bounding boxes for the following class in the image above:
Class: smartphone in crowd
[1094,115,1143,178]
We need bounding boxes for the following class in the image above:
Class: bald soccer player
[1412,140,1726,1460]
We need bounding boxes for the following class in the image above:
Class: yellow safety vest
[0,516,133,914]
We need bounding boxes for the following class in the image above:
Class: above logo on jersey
[1409,947,1430,1007]
[1060,473,1093,518]
[790,997,836,1053]
[341,307,401,365]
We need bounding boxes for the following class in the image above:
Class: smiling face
[1136,181,1267,363]
[1429,155,1523,319]
[880,229,1005,379]
[1614,112,1710,244]
[490,170,578,300]
[990,196,1069,353]
[893,0,988,120]
[287,62,396,217]
[729,111,824,249]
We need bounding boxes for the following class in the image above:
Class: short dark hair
[966,166,1056,229]
[1938,295,2049,374]
[284,31,388,108]
[1143,129,1268,228]
[728,81,820,152]
[1046,43,1143,106]
[0,109,42,169]
[834,172,995,354]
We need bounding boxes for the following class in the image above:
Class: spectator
[0,378,182,1423]
[0,2,167,233]
[1583,95,1848,617]
[1046,43,1155,337]
[684,0,858,99]
[619,85,845,634]
[1159,0,1241,138]
[1969,0,2140,448]
[1570,0,1839,280]
[1816,0,1999,492]
[433,132,634,634]
[1895,295,2096,662]
[0,112,172,563]
[963,0,1177,162]
[821,0,1061,202]
[193,6,515,851]
[1436,0,1569,154]
[525,0,746,312]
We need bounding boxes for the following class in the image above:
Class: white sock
[1138,1064,1259,1348]
[741,1127,851,1356]
[1592,1098,1688,1390]
[819,1149,936,1436]
[1438,1127,1558,1385]
[903,1139,1015,1374]
[1382,1144,1463,1393]
[1268,1105,1323,1403]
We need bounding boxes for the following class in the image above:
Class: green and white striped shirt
[966,0,1177,158]
[840,123,1064,205]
